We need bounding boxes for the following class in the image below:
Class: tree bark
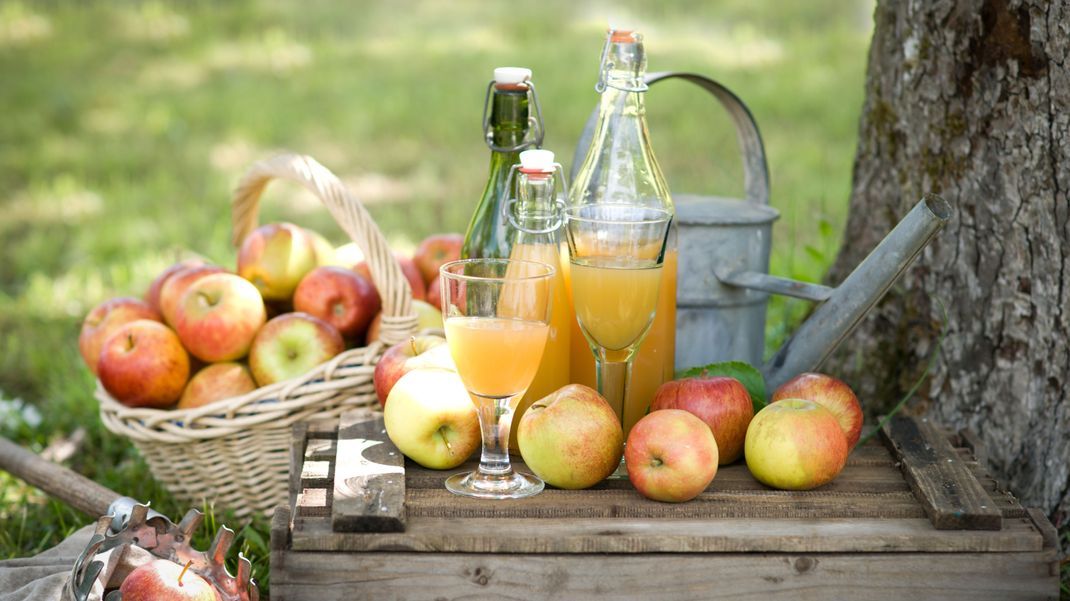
[827,0,1070,523]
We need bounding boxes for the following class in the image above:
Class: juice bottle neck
[513,172,562,245]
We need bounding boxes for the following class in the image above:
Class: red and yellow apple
[144,259,205,313]
[98,320,190,408]
[304,228,335,266]
[517,384,623,489]
[426,275,442,311]
[366,299,443,343]
[413,233,463,285]
[178,362,258,410]
[120,559,218,601]
[237,222,319,301]
[651,376,753,464]
[248,312,345,386]
[293,266,380,339]
[354,254,426,301]
[383,368,480,469]
[330,242,365,268]
[79,297,162,375]
[159,264,227,326]
[373,335,451,406]
[173,273,266,363]
[625,409,719,503]
[772,372,864,450]
[745,398,848,490]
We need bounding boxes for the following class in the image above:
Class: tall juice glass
[439,258,553,499]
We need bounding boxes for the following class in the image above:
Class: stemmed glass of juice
[564,204,672,477]
[439,258,554,499]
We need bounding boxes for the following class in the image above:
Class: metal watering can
[573,72,951,391]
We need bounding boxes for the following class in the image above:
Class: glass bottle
[565,29,677,438]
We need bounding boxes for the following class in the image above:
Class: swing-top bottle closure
[504,149,568,235]
[482,67,545,152]
[595,28,650,93]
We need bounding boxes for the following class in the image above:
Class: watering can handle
[570,71,771,207]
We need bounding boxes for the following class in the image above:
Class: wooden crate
[270,411,1060,600]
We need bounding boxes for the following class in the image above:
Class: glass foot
[445,469,544,499]
[606,454,629,480]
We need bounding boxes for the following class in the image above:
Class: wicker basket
[97,153,419,517]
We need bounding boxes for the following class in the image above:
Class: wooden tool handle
[0,435,118,517]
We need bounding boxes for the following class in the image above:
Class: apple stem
[178,560,193,587]
[438,426,454,456]
[409,336,417,355]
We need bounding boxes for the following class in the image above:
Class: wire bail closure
[501,162,569,234]
[594,34,650,94]
[482,78,545,153]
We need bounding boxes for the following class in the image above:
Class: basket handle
[231,153,417,345]
[570,71,771,206]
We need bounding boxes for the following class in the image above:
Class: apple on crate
[353,255,427,301]
[366,299,444,343]
[238,222,319,301]
[248,312,345,386]
[373,335,453,407]
[98,320,190,409]
[745,399,848,491]
[517,384,623,489]
[144,259,205,314]
[625,409,719,503]
[383,368,480,469]
[178,362,258,410]
[293,266,380,339]
[79,297,162,375]
[413,233,463,285]
[120,559,217,601]
[159,264,227,326]
[173,273,267,363]
[771,372,864,450]
[651,376,754,465]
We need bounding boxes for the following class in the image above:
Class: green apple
[248,312,345,386]
[384,368,479,469]
[745,398,848,490]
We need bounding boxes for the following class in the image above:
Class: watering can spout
[761,194,952,390]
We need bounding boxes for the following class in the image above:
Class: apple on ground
[293,266,380,339]
[517,384,623,489]
[651,376,754,464]
[304,228,336,266]
[174,273,267,363]
[159,264,227,326]
[79,297,162,375]
[745,398,848,491]
[383,368,480,469]
[237,222,319,301]
[771,372,864,450]
[178,362,258,409]
[366,299,444,343]
[373,335,452,406]
[120,559,218,601]
[625,409,719,503]
[353,254,426,301]
[426,275,442,311]
[413,233,463,285]
[144,259,205,313]
[98,320,190,409]
[248,312,345,386]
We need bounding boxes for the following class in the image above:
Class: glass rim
[564,204,672,226]
[439,258,556,282]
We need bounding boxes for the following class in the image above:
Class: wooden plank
[882,416,1002,530]
[331,410,406,533]
[289,422,309,510]
[270,549,1059,601]
[289,515,1044,554]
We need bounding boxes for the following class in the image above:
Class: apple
[625,409,719,503]
[173,273,266,363]
[354,254,426,301]
[651,376,754,464]
[120,559,218,601]
[178,362,258,409]
[366,299,444,343]
[145,259,205,313]
[426,275,442,310]
[248,312,345,386]
[517,384,623,489]
[237,222,319,301]
[771,372,864,450]
[331,242,365,267]
[79,297,162,375]
[413,233,463,285]
[373,335,451,406]
[159,265,227,326]
[304,228,336,266]
[745,398,848,491]
[98,320,190,408]
[293,266,380,339]
[383,368,480,469]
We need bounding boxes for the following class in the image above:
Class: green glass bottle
[462,67,544,260]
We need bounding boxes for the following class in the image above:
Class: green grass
[8,0,1017,595]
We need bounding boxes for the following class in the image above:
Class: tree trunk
[827,0,1069,523]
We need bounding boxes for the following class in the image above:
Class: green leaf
[675,361,768,414]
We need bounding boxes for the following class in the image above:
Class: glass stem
[594,350,631,431]
[473,394,517,476]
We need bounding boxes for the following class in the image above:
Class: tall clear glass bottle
[566,29,677,437]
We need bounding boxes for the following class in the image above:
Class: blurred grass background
[0,0,877,593]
